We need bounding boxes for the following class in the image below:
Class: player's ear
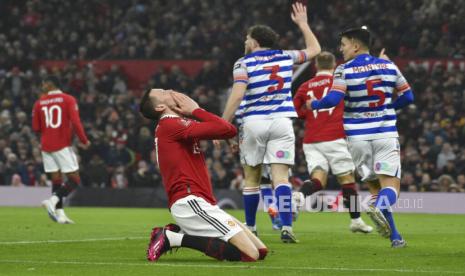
[251,38,259,49]
[353,41,360,52]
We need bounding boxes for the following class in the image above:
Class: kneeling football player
[140,89,268,262]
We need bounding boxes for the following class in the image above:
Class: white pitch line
[0,234,280,245]
[0,236,147,245]
[0,260,463,274]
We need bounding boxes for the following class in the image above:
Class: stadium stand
[0,0,463,192]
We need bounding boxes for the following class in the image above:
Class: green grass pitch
[1,207,464,275]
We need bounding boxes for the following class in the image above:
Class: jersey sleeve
[394,65,411,95]
[283,50,308,64]
[330,64,347,93]
[233,58,248,84]
[168,109,237,141]
[68,96,88,144]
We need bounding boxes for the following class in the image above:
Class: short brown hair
[139,89,160,120]
[315,51,336,70]
[247,25,279,48]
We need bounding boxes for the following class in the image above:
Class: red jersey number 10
[41,105,62,128]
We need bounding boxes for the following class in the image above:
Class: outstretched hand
[291,2,308,26]
[379,48,390,60]
[78,141,91,150]
[172,92,199,116]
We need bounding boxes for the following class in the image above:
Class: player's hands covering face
[172,92,200,116]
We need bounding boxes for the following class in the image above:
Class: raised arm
[222,82,246,123]
[222,59,248,122]
[291,2,321,60]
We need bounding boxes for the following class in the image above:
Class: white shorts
[170,195,243,242]
[240,118,295,166]
[41,147,79,173]
[348,138,401,182]
[303,138,355,176]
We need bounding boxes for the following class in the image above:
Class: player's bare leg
[242,164,262,235]
[270,163,297,243]
[337,172,373,233]
[228,230,260,260]
[231,217,268,259]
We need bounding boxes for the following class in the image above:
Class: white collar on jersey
[316,71,333,76]
[48,90,63,95]
[160,114,180,120]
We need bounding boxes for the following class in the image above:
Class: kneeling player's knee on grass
[229,232,259,261]
[240,246,259,261]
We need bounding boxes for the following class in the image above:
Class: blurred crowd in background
[0,0,464,192]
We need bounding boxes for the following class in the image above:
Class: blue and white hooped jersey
[331,54,411,141]
[235,99,245,127]
[233,49,308,122]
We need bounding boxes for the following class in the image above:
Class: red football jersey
[293,72,345,143]
[32,90,88,152]
[155,108,237,207]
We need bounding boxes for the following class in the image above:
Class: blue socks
[275,183,293,227]
[381,208,402,240]
[375,187,401,240]
[243,187,260,228]
[375,187,397,209]
[260,184,274,210]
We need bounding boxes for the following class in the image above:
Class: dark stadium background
[0,0,464,205]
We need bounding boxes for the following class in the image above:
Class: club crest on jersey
[179,119,191,127]
[226,219,236,227]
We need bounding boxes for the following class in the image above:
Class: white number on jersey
[154,137,159,168]
[193,141,201,154]
[41,105,62,128]
[307,87,335,118]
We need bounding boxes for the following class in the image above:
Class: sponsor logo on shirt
[374,161,391,172]
[276,150,291,159]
